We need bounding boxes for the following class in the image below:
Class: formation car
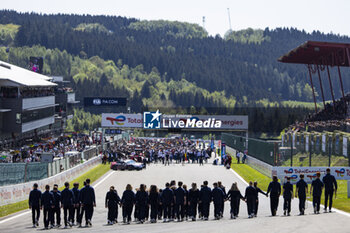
[110,159,145,171]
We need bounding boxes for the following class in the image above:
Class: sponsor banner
[102,113,142,128]
[84,97,127,107]
[272,166,350,184]
[103,112,248,130]
[161,115,248,130]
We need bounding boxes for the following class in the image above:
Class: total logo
[106,115,126,125]
[335,168,345,177]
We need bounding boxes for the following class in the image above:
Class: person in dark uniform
[211,182,225,220]
[198,184,204,219]
[144,185,150,221]
[51,184,61,227]
[157,189,163,220]
[114,189,121,223]
[295,174,308,215]
[267,176,281,216]
[310,172,324,214]
[174,181,186,222]
[322,168,337,212]
[135,184,148,224]
[218,181,226,218]
[199,150,204,166]
[41,185,54,230]
[244,181,257,218]
[29,183,42,228]
[199,181,211,220]
[71,182,80,226]
[105,186,119,225]
[80,178,96,227]
[121,184,135,224]
[253,181,267,217]
[133,187,139,222]
[283,177,293,216]
[170,180,176,221]
[188,183,200,221]
[161,182,174,222]
[183,184,189,220]
[61,182,74,228]
[227,182,244,219]
[149,185,160,223]
[77,181,87,227]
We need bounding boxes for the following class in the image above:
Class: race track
[1,160,349,233]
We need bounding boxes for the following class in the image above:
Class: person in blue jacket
[41,185,54,230]
[174,181,186,222]
[227,182,244,219]
[245,181,257,218]
[310,172,324,214]
[105,186,120,225]
[135,184,149,224]
[148,185,160,223]
[29,183,42,228]
[188,183,200,221]
[322,168,337,212]
[211,182,225,220]
[71,182,80,225]
[199,181,212,220]
[267,176,281,216]
[79,178,96,227]
[61,182,74,228]
[51,184,61,227]
[161,182,174,222]
[121,184,135,224]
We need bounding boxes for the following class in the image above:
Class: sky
[1,0,349,37]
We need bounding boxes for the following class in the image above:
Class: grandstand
[279,41,350,133]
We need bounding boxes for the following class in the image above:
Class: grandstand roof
[278,41,350,67]
[0,60,56,87]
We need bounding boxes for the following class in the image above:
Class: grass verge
[0,163,110,218]
[231,160,350,213]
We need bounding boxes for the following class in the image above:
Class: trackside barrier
[222,133,277,165]
[227,146,273,177]
[0,134,128,205]
[0,155,102,206]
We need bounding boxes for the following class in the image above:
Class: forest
[0,10,349,135]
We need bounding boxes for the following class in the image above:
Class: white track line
[230,167,350,218]
[93,170,114,188]
[0,168,114,224]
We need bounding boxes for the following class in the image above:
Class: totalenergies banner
[272,166,350,184]
[102,113,142,128]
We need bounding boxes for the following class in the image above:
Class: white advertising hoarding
[102,113,248,130]
[162,115,248,130]
[322,134,326,152]
[343,137,348,157]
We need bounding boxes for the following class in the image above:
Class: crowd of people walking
[28,167,337,229]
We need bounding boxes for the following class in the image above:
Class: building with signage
[0,61,77,147]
